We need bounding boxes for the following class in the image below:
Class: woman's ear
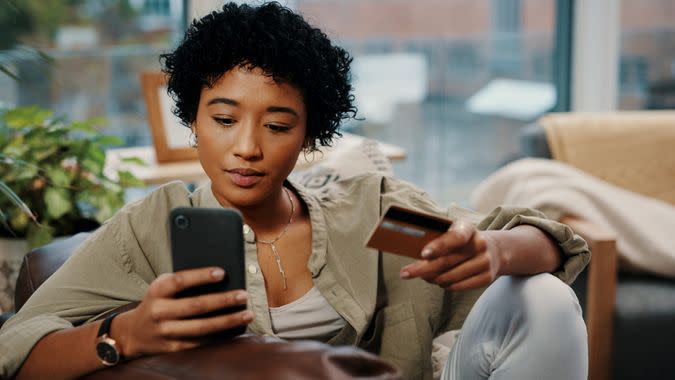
[190,124,198,148]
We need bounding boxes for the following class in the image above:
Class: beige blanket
[471,158,675,278]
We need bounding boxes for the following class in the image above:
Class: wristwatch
[95,313,123,366]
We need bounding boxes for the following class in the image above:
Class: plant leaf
[45,166,71,188]
[16,165,40,180]
[32,146,59,161]
[4,106,53,129]
[84,144,106,173]
[0,65,19,81]
[33,49,55,64]
[68,121,97,133]
[15,46,54,65]
[117,170,144,187]
[120,157,147,166]
[4,134,27,156]
[44,188,72,219]
[81,158,102,175]
[86,116,107,126]
[0,181,37,222]
[0,103,140,240]
[94,135,124,146]
[0,208,17,237]
[26,224,54,249]
[9,207,30,231]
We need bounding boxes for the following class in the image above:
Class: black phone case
[169,207,246,336]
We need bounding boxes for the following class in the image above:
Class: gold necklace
[255,187,294,290]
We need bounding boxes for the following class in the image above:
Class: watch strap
[97,312,119,337]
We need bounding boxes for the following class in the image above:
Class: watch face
[96,341,120,366]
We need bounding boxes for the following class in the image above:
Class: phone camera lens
[174,215,190,230]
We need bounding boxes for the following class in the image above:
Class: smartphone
[169,207,246,335]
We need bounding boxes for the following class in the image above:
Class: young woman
[0,3,590,379]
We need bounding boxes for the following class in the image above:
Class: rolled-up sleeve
[439,203,589,332]
[379,175,590,285]
[0,226,124,377]
[475,206,590,284]
[0,216,148,379]
[0,182,190,379]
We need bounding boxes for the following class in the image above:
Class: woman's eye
[266,124,290,133]
[214,117,235,126]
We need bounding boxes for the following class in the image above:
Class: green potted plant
[0,1,146,313]
[0,104,143,311]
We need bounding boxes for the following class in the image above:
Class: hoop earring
[189,131,198,148]
[303,148,316,164]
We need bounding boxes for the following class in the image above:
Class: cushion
[540,111,675,205]
[290,136,393,194]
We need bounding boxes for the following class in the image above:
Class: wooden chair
[521,111,675,380]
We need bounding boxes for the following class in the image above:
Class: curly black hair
[160,1,357,151]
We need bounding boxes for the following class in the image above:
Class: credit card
[365,205,452,259]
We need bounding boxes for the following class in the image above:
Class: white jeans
[441,273,588,380]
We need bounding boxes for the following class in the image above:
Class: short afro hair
[160,1,357,151]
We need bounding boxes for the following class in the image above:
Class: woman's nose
[232,122,262,161]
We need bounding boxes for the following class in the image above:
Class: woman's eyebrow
[207,97,238,106]
[206,98,298,118]
[266,106,299,118]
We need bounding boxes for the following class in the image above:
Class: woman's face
[193,66,307,208]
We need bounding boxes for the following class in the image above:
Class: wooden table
[105,133,406,185]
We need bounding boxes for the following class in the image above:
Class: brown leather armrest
[86,303,399,379]
[15,233,91,311]
[82,334,400,380]
[560,215,617,380]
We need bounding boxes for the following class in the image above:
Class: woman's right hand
[114,267,253,359]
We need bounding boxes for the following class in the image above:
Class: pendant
[270,244,288,290]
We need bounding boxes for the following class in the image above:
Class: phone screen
[169,207,247,334]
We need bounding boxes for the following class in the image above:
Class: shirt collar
[192,180,329,276]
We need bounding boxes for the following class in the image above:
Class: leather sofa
[520,112,675,380]
[0,233,401,379]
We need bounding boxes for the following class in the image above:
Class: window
[297,0,561,205]
[0,0,185,146]
[1,0,570,206]
[619,0,675,110]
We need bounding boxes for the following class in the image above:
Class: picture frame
[140,71,198,163]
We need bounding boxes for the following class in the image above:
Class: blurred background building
[1,0,673,205]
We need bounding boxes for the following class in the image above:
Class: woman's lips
[226,170,264,187]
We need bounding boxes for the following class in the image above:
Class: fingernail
[400,271,410,279]
[421,247,434,258]
[211,268,225,279]
[235,292,247,302]
[242,311,254,322]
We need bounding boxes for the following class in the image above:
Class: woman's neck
[238,187,295,237]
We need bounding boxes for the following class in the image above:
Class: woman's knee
[483,273,583,326]
[522,273,581,319]
[452,274,587,379]
[501,273,584,332]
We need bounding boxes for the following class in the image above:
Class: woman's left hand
[399,220,504,291]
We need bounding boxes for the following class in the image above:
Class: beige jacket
[0,174,590,379]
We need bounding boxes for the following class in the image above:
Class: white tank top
[269,286,346,341]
